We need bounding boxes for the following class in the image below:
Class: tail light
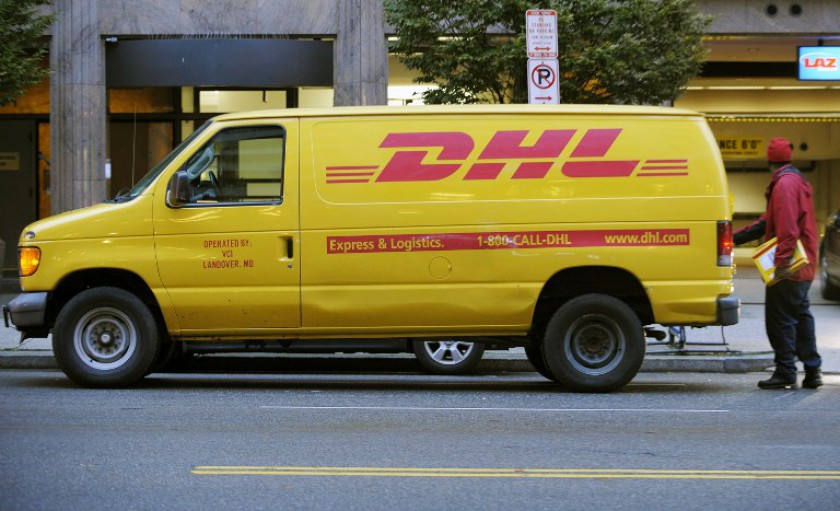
[717,221,733,267]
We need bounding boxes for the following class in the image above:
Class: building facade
[0,0,839,271]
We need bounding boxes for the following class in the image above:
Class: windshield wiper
[108,187,134,203]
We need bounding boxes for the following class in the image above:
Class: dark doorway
[109,121,173,197]
[0,120,37,274]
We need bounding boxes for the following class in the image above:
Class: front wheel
[541,294,644,392]
[53,287,160,388]
[413,339,485,374]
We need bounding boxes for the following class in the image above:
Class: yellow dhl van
[3,105,739,391]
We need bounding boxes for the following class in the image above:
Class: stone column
[333,0,388,106]
[50,0,107,214]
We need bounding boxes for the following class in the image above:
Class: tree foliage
[0,0,53,106]
[385,0,710,105]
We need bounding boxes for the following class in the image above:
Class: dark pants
[765,279,821,377]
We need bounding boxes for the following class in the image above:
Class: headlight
[19,247,41,277]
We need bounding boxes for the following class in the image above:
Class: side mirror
[166,171,191,208]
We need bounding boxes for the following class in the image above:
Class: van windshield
[111,121,211,202]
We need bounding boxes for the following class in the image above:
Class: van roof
[212,104,702,122]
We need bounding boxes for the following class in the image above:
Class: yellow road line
[191,466,840,480]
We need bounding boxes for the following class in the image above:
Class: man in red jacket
[733,137,822,389]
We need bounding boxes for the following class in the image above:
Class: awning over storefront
[106,38,333,88]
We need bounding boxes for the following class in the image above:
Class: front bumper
[2,292,50,339]
[716,295,740,326]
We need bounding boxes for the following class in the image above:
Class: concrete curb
[0,349,775,374]
[0,351,58,370]
[640,352,774,373]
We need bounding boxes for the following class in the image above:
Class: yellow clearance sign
[717,137,763,158]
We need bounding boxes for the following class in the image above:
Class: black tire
[525,344,558,382]
[53,287,161,388]
[541,294,644,393]
[412,339,485,374]
[820,249,840,301]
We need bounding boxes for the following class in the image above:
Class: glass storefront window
[387,85,437,106]
[199,90,287,112]
[0,78,49,114]
[109,88,175,113]
[299,87,333,107]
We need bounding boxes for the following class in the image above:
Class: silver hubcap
[422,340,475,366]
[73,307,137,370]
[564,313,625,375]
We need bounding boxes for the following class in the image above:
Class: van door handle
[279,236,294,269]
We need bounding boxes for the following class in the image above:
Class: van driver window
[182,125,285,204]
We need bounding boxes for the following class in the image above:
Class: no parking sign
[527,59,559,104]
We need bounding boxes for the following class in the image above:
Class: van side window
[182,125,285,204]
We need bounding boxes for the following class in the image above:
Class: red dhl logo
[326,129,688,184]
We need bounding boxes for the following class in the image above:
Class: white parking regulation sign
[527,58,559,104]
[526,9,557,58]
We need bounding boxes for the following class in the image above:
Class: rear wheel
[542,294,644,392]
[525,344,558,381]
[413,339,485,374]
[53,287,160,388]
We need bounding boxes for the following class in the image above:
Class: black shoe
[758,374,797,390]
[803,369,823,389]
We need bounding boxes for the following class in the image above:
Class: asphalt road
[1,370,838,510]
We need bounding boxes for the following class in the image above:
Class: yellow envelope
[752,237,809,286]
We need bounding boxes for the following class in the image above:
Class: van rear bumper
[716,295,740,326]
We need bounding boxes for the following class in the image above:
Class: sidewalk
[3,256,839,374]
